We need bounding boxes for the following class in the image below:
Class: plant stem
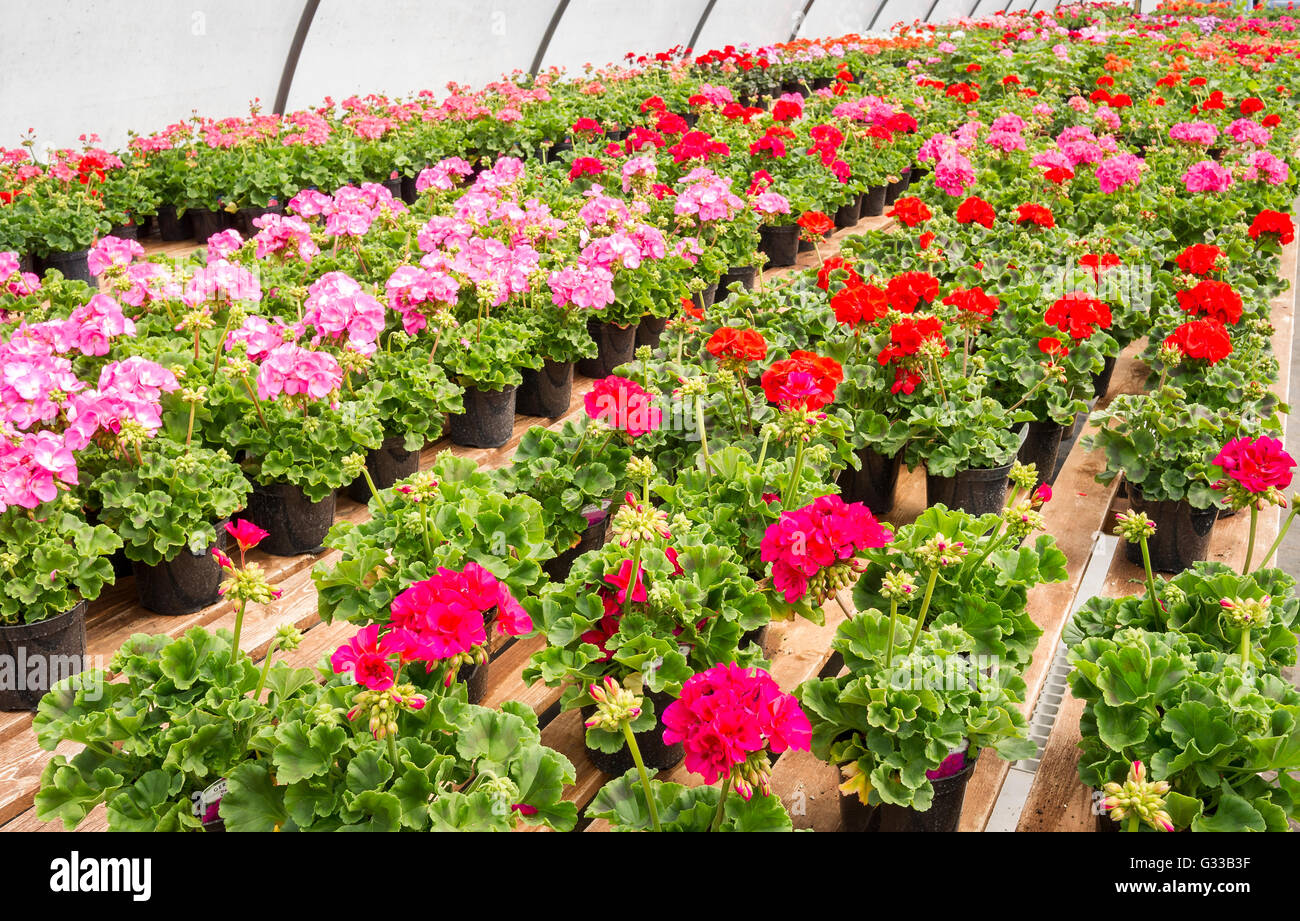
[781,436,807,509]
[906,568,940,656]
[694,393,713,473]
[756,429,772,469]
[1126,813,1138,834]
[253,639,280,700]
[1138,532,1160,616]
[710,778,731,832]
[621,721,661,832]
[1253,505,1298,571]
[885,598,899,671]
[418,501,434,559]
[360,464,388,515]
[1243,504,1258,574]
[1240,627,1251,667]
[622,542,643,617]
[228,599,248,666]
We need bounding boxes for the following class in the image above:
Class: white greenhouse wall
[4,0,987,154]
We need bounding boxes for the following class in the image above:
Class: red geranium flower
[887,196,932,227]
[1164,318,1232,364]
[706,326,768,364]
[943,286,999,320]
[815,255,862,291]
[884,271,940,313]
[1038,336,1069,357]
[571,117,604,136]
[568,157,605,181]
[955,196,995,228]
[1175,244,1223,276]
[584,375,662,437]
[1016,203,1055,228]
[797,210,834,240]
[1248,210,1295,245]
[761,351,843,411]
[1176,279,1242,325]
[878,315,947,366]
[1045,292,1112,340]
[830,281,889,328]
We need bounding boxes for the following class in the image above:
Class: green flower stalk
[1114,510,1160,613]
[880,569,917,670]
[586,677,660,832]
[1220,595,1271,666]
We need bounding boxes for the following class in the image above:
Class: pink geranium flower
[1213,436,1296,494]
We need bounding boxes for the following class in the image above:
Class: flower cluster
[761,351,844,412]
[760,494,892,603]
[584,375,661,438]
[661,662,811,798]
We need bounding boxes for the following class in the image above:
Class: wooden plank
[1017,217,1297,833]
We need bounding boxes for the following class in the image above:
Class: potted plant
[440,315,541,449]
[346,336,464,501]
[0,497,121,710]
[584,663,810,831]
[216,342,381,555]
[91,439,252,615]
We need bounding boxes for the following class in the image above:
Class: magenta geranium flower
[1212,436,1296,495]
[584,376,661,438]
[759,495,892,603]
[661,663,810,797]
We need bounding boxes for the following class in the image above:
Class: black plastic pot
[109,222,139,241]
[542,505,610,583]
[231,204,283,236]
[636,316,668,349]
[0,601,88,711]
[860,185,887,217]
[34,249,91,283]
[716,265,756,301]
[132,523,229,616]
[245,481,336,556]
[517,360,574,419]
[693,282,719,312]
[1124,489,1217,573]
[400,175,419,204]
[381,177,403,200]
[156,204,193,241]
[189,208,230,242]
[459,660,489,705]
[759,223,799,268]
[839,444,904,516]
[347,435,422,502]
[926,462,1012,515]
[1016,421,1067,490]
[839,755,977,832]
[1093,354,1118,400]
[581,689,684,775]
[909,165,930,187]
[834,198,860,229]
[448,384,518,449]
[883,169,912,206]
[577,320,637,378]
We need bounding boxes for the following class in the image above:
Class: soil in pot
[0,601,88,711]
[716,265,756,300]
[1016,421,1067,490]
[156,204,193,241]
[759,223,799,268]
[581,689,684,775]
[347,435,422,503]
[839,754,978,832]
[1093,354,1118,400]
[577,320,637,378]
[834,198,860,229]
[245,481,336,556]
[926,463,1012,516]
[838,444,904,516]
[860,185,887,217]
[1123,490,1217,573]
[636,316,668,350]
[448,384,518,449]
[517,360,574,419]
[34,249,91,283]
[133,522,230,616]
[542,504,610,583]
